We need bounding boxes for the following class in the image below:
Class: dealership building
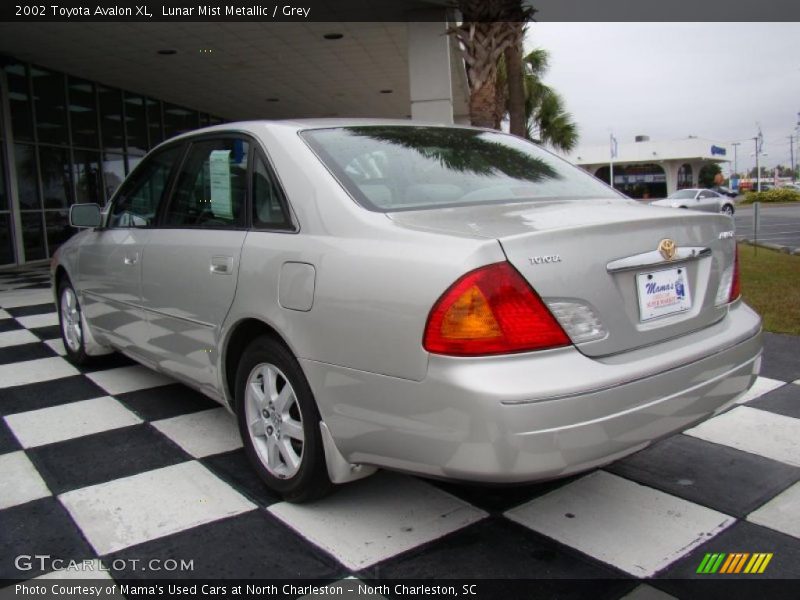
[565,136,731,200]
[0,16,467,267]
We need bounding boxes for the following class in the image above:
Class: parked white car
[650,188,736,215]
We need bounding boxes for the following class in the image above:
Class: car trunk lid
[388,199,737,357]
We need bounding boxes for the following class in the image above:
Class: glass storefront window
[21,211,46,261]
[45,210,73,254]
[0,214,15,265]
[14,143,40,210]
[39,146,72,209]
[164,104,197,138]
[73,150,102,204]
[124,93,148,156]
[0,144,8,211]
[68,77,99,149]
[2,57,212,264]
[32,66,68,145]
[3,60,34,142]
[146,98,162,147]
[102,153,126,202]
[98,85,124,153]
[127,155,143,174]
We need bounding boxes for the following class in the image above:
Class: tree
[450,1,533,128]
[699,163,722,188]
[519,49,578,152]
[449,2,577,152]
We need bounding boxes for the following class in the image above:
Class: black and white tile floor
[1,267,799,598]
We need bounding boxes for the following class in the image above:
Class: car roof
[163,118,480,143]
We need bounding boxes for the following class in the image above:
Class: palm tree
[450,1,533,129]
[518,48,578,152]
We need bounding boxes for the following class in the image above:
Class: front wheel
[721,204,735,216]
[58,279,92,366]
[235,336,332,503]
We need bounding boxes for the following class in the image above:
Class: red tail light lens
[729,244,741,302]
[423,262,571,356]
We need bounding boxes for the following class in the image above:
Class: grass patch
[738,243,800,335]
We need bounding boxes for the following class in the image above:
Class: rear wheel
[235,336,332,502]
[722,204,735,216]
[58,278,92,366]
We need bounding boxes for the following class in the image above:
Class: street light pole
[754,136,761,192]
[731,142,740,177]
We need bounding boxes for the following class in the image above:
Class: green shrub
[740,188,800,204]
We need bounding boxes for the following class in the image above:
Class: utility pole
[754,136,761,192]
[609,133,617,189]
[790,135,796,183]
[731,142,740,185]
[754,126,764,192]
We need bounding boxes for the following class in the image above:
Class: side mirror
[70,203,102,228]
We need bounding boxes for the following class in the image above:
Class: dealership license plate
[636,267,692,321]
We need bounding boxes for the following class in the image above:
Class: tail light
[423,262,570,356]
[729,244,741,302]
[715,244,741,306]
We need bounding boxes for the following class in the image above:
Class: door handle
[210,255,233,275]
[123,253,138,265]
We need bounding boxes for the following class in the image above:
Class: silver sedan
[650,188,736,215]
[53,120,762,502]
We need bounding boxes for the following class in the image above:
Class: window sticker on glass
[209,149,232,219]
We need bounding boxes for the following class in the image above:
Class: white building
[565,136,730,199]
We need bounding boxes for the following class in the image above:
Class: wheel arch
[54,264,70,290]
[222,317,295,410]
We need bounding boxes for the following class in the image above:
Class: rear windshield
[300,126,621,212]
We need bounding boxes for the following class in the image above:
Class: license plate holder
[636,266,692,321]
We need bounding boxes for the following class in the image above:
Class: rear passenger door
[140,136,250,394]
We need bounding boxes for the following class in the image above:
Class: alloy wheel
[60,286,82,353]
[244,362,305,479]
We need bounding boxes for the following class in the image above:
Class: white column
[664,161,681,196]
[691,161,706,187]
[407,19,454,124]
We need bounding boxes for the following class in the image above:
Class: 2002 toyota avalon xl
[52,120,762,502]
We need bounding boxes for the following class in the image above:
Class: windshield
[667,190,697,199]
[300,126,622,212]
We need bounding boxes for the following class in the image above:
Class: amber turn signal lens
[423,262,570,356]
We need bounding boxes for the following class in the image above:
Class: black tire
[722,204,735,216]
[57,277,92,366]
[235,336,332,503]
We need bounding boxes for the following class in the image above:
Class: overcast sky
[524,23,800,172]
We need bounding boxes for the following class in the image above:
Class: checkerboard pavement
[1,267,800,597]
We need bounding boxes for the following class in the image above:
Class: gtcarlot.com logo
[15,555,194,573]
[696,552,773,574]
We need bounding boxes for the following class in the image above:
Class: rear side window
[300,126,621,212]
[109,145,181,228]
[163,138,249,229]
[252,153,292,230]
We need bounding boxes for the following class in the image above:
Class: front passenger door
[140,137,250,395]
[697,190,717,212]
[78,145,183,354]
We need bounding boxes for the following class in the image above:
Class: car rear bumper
[301,300,762,483]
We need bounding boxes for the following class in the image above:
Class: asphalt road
[734,203,800,249]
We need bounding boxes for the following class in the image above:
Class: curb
[739,238,800,255]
